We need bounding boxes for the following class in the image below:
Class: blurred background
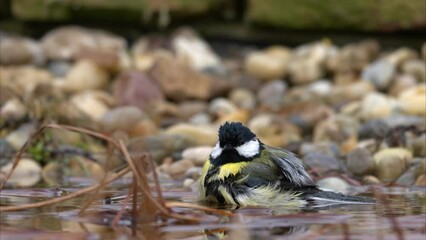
[1,1,426,238]
[1,0,426,184]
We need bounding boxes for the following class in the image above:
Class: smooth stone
[360,92,398,120]
[327,40,379,73]
[46,60,72,77]
[328,80,375,105]
[49,129,83,146]
[244,46,291,81]
[287,41,335,85]
[183,178,195,188]
[281,102,333,133]
[407,134,426,157]
[1,158,42,187]
[100,106,144,132]
[41,26,126,61]
[389,74,418,97]
[172,28,223,72]
[184,167,203,180]
[41,162,61,185]
[68,156,105,178]
[126,134,195,164]
[70,90,113,120]
[385,47,418,67]
[395,166,417,186]
[317,177,350,194]
[0,139,15,167]
[300,142,341,158]
[167,159,195,180]
[361,59,395,90]
[0,98,27,120]
[302,152,341,175]
[60,60,109,92]
[5,122,37,150]
[149,55,231,101]
[248,114,301,147]
[402,60,426,82]
[313,114,360,143]
[208,98,238,118]
[347,148,376,176]
[382,115,426,130]
[130,119,159,138]
[189,112,212,125]
[257,80,287,110]
[0,35,45,65]
[181,146,213,166]
[0,66,53,94]
[165,123,217,146]
[308,80,333,97]
[229,88,257,110]
[398,85,426,116]
[415,175,426,186]
[415,159,426,178]
[113,70,164,112]
[217,109,250,124]
[373,148,413,182]
[358,119,390,140]
[362,175,381,185]
[177,101,208,120]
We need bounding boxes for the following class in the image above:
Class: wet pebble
[244,46,291,81]
[257,80,287,110]
[59,60,109,92]
[0,98,27,121]
[100,106,144,132]
[402,59,426,82]
[361,59,395,90]
[229,88,257,110]
[360,92,397,120]
[1,158,42,187]
[415,175,426,186]
[126,134,194,164]
[397,85,426,116]
[70,90,114,120]
[317,177,350,194]
[395,166,417,186]
[181,146,213,166]
[302,152,341,175]
[362,175,381,185]
[113,70,164,112]
[0,35,45,65]
[149,55,231,101]
[172,28,223,72]
[167,159,194,180]
[373,148,412,182]
[208,98,238,118]
[5,122,37,150]
[165,123,217,146]
[347,148,375,176]
[389,74,417,96]
[358,119,390,140]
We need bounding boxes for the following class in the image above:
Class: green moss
[247,0,425,31]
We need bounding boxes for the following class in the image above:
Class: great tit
[199,122,374,207]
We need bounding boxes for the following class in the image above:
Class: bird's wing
[265,146,315,187]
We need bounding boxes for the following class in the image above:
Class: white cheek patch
[210,142,223,159]
[236,139,260,158]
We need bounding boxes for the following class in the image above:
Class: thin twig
[0,167,130,212]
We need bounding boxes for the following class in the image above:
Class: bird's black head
[218,122,256,148]
[210,122,261,166]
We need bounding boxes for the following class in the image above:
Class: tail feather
[307,190,375,205]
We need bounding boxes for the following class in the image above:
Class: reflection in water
[1,184,425,239]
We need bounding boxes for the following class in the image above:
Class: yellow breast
[217,162,247,180]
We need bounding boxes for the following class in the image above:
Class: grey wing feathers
[265,146,315,186]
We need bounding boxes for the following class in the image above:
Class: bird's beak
[223,144,233,150]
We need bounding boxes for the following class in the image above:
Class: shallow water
[1,179,425,240]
